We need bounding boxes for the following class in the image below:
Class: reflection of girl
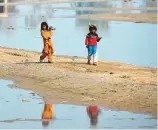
[42,104,55,127]
[40,22,54,63]
[86,106,101,126]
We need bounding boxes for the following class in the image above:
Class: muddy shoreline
[66,13,157,24]
[0,47,157,117]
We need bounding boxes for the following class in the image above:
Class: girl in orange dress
[40,22,54,63]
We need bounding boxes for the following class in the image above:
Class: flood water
[0,0,157,68]
[0,79,157,129]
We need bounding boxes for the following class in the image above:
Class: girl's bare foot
[48,60,53,63]
[87,60,91,65]
[93,63,97,66]
[40,59,43,63]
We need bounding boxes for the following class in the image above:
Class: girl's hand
[97,37,102,42]
[49,26,53,31]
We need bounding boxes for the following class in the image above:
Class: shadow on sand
[16,61,88,65]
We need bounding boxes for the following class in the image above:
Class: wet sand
[0,47,157,116]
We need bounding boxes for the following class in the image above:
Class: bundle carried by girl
[49,26,56,31]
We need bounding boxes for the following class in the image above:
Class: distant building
[0,0,8,17]
[0,0,4,13]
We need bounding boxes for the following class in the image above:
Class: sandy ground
[0,47,157,117]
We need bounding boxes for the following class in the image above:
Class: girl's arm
[96,33,102,42]
[41,30,49,40]
[48,26,53,37]
[49,30,53,37]
[41,30,52,40]
[86,107,91,118]
[97,37,102,42]
[85,33,89,46]
[85,37,89,46]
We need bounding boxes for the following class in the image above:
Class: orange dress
[40,30,54,62]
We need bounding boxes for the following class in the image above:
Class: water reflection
[87,106,101,127]
[0,79,157,129]
[71,0,157,8]
[72,0,157,14]
[0,4,55,29]
[41,104,102,128]
[42,104,55,127]
[0,6,4,13]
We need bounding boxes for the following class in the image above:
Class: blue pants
[88,45,97,55]
[87,45,97,63]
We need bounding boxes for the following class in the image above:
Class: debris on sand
[7,26,14,30]
[29,92,36,96]
[22,99,28,102]
[109,72,114,74]
[134,21,143,23]
[119,75,130,78]
[61,100,68,103]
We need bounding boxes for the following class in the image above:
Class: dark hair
[41,22,48,31]
[89,25,97,31]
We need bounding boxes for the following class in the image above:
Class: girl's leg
[40,53,47,62]
[48,54,53,63]
[48,47,53,63]
[92,46,97,65]
[87,46,92,64]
